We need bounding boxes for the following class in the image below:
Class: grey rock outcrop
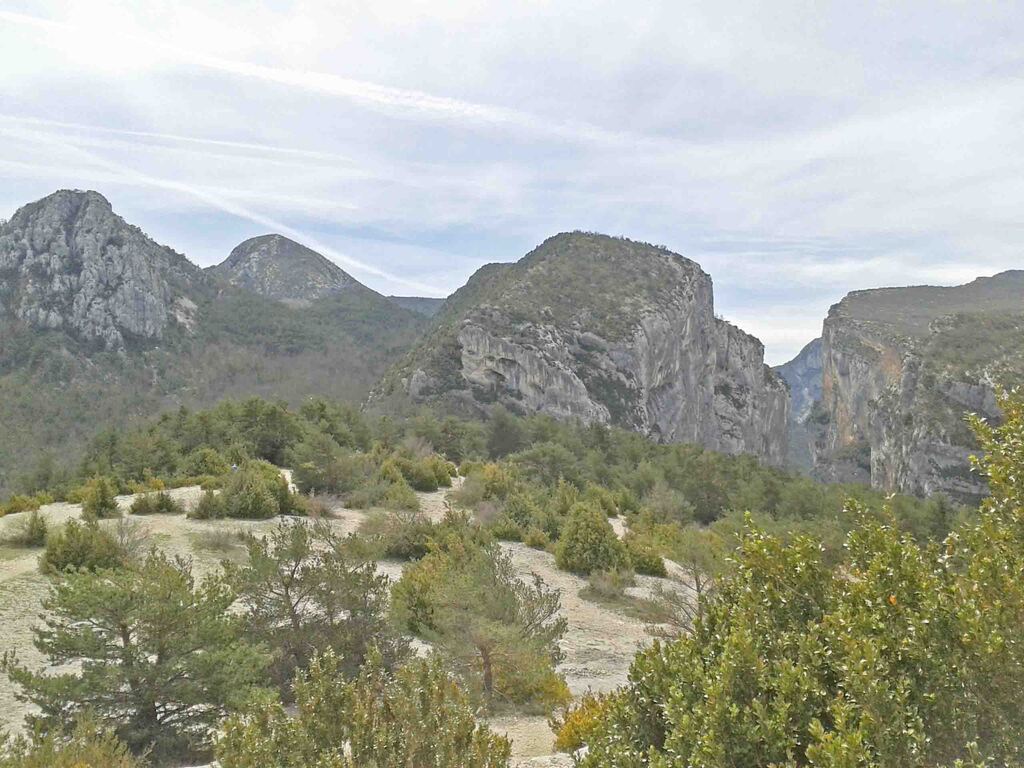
[775,338,823,470]
[380,232,789,464]
[775,338,822,423]
[814,271,1024,501]
[210,234,362,304]
[0,190,199,349]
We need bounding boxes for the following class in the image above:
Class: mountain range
[0,190,430,491]
[1,188,1017,503]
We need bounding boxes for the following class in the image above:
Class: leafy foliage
[555,502,629,575]
[0,717,144,768]
[579,390,1024,766]
[80,475,119,520]
[2,509,47,547]
[217,651,511,768]
[40,519,124,573]
[129,492,184,516]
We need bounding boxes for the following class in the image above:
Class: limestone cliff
[0,190,200,349]
[815,271,1024,501]
[375,232,788,464]
[774,338,823,469]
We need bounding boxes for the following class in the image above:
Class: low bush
[41,520,123,574]
[217,651,512,768]
[555,502,630,575]
[0,495,41,517]
[80,476,120,521]
[523,527,549,549]
[0,716,143,768]
[188,489,224,520]
[359,509,435,560]
[624,536,667,577]
[192,462,299,520]
[4,510,48,548]
[551,691,618,753]
[581,569,635,600]
[129,492,184,516]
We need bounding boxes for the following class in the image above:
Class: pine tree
[3,552,269,764]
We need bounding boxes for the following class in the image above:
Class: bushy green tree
[217,651,511,768]
[4,552,269,764]
[555,502,629,575]
[3,510,48,547]
[230,520,407,693]
[129,492,183,516]
[393,528,567,711]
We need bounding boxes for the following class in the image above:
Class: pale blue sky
[2,1,1023,363]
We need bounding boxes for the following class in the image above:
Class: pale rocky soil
[0,477,687,766]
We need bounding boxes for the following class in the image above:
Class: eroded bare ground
[0,480,685,766]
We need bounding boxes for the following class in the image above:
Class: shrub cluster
[40,520,124,574]
[129,492,184,516]
[188,462,298,520]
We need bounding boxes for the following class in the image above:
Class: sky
[2,1,1023,364]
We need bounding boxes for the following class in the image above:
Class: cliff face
[0,190,199,349]
[210,234,362,304]
[774,338,823,469]
[815,272,1024,501]
[380,232,789,464]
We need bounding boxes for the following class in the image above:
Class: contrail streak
[0,114,357,164]
[0,8,641,148]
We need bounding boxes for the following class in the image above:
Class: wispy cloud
[3,1,1024,363]
[0,123,444,295]
[0,8,643,148]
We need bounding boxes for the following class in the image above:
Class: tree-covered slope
[0,190,429,493]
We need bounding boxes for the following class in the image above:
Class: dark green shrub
[215,462,296,520]
[555,502,630,575]
[488,515,523,542]
[41,520,123,573]
[624,536,667,577]
[183,447,231,477]
[359,510,435,560]
[130,492,184,516]
[188,489,225,520]
[81,476,120,521]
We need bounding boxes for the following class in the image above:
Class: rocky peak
[377,232,789,464]
[0,189,199,349]
[211,234,364,304]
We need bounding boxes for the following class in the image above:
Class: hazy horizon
[4,1,1023,363]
